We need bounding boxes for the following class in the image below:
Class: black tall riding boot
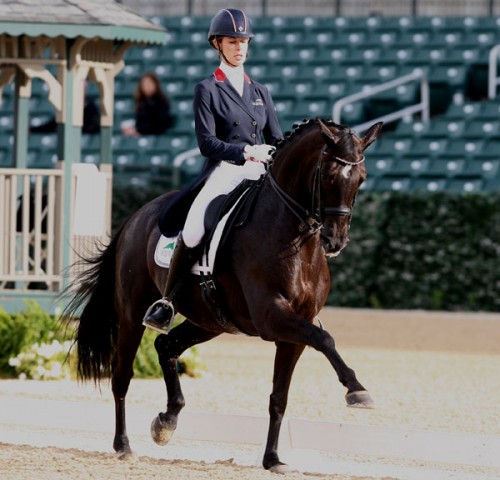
[143,235,199,334]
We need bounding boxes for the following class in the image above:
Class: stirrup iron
[142,298,175,335]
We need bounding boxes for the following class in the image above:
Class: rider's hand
[243,144,276,163]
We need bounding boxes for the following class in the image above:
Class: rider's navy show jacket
[194,67,283,166]
[159,68,283,237]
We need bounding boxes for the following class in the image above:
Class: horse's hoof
[268,463,293,474]
[117,450,138,462]
[346,390,375,408]
[151,414,175,445]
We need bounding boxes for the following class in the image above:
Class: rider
[143,8,283,333]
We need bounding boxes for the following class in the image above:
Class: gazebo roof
[0,0,166,44]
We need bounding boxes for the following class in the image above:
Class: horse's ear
[317,119,341,145]
[362,122,384,150]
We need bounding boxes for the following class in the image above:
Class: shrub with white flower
[8,340,74,380]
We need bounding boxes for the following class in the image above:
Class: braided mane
[275,118,347,152]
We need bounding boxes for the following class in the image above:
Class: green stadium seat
[366,155,395,177]
[367,30,399,47]
[0,112,14,133]
[424,119,466,138]
[478,139,500,158]
[483,179,500,191]
[393,120,431,138]
[155,134,192,153]
[442,102,481,120]
[373,176,412,191]
[411,178,449,192]
[274,98,296,117]
[380,46,414,65]
[440,138,483,158]
[446,178,484,192]
[425,158,466,177]
[428,30,464,48]
[460,158,500,179]
[148,152,173,168]
[113,150,138,168]
[114,135,157,152]
[463,120,500,138]
[0,148,11,167]
[371,136,413,156]
[81,151,99,165]
[398,29,433,46]
[293,98,330,118]
[28,150,57,168]
[389,156,431,177]
[476,101,500,119]
[335,29,369,46]
[411,137,449,157]
[412,16,447,30]
[311,30,336,47]
[381,16,417,30]
[120,61,142,80]
[429,64,468,89]
[409,46,448,66]
[28,133,57,151]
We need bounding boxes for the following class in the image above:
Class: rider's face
[216,37,249,67]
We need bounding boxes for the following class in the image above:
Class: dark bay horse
[64,118,383,473]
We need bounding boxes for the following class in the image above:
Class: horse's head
[316,119,383,256]
[270,118,382,257]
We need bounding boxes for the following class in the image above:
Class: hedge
[113,186,500,312]
[329,191,500,311]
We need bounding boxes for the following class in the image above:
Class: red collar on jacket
[214,67,252,84]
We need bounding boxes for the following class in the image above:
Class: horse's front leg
[151,320,220,445]
[259,311,374,408]
[263,341,305,473]
[312,326,374,407]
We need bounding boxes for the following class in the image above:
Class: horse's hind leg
[263,341,305,473]
[111,321,145,460]
[150,320,220,445]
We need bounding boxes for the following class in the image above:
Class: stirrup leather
[142,298,175,335]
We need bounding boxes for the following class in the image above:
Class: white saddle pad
[154,191,247,275]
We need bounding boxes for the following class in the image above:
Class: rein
[267,145,365,234]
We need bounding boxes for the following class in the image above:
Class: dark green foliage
[0,302,71,377]
[329,191,500,311]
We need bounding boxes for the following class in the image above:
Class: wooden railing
[0,167,64,291]
[0,164,112,294]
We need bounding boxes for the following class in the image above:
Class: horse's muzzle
[320,232,349,257]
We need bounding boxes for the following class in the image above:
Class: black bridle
[267,145,365,234]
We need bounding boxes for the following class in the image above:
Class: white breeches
[182,160,266,248]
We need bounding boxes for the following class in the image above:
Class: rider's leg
[143,233,200,333]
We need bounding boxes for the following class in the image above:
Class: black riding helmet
[208,8,254,46]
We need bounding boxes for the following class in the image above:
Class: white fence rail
[0,165,112,293]
[0,168,64,291]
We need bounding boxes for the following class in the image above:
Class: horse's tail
[62,225,124,384]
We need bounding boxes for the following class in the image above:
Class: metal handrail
[332,70,430,132]
[172,146,201,188]
[487,44,500,99]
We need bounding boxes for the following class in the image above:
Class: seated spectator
[30,96,100,134]
[121,72,173,136]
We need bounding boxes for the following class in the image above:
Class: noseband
[268,145,365,234]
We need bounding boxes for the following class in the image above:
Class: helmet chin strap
[215,38,244,68]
